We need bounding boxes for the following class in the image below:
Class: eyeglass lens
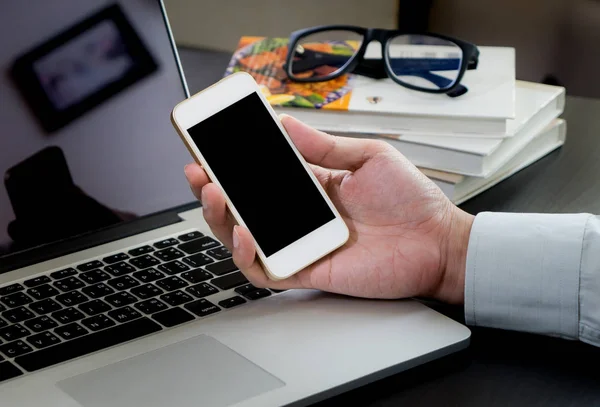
[387,34,463,91]
[289,30,363,80]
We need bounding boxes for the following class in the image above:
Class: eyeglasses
[283,25,479,97]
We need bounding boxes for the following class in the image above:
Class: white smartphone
[171,72,349,280]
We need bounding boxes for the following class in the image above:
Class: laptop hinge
[0,202,199,274]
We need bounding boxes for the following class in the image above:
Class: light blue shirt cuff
[578,216,600,346]
[464,212,589,340]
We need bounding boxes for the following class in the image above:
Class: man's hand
[184,115,474,304]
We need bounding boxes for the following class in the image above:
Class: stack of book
[223,36,566,205]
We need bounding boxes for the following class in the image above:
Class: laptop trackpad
[57,334,285,407]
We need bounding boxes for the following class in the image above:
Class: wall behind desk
[164,0,398,52]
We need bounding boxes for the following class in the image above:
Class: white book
[275,46,516,136]
[336,81,565,177]
[421,119,566,205]
[382,80,565,138]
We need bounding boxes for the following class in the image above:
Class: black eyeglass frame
[284,25,480,97]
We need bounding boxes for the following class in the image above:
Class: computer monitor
[0,1,192,264]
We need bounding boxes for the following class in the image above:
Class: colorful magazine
[224,36,357,111]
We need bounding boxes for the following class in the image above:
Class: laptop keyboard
[0,230,279,383]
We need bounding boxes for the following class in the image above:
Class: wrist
[436,207,474,304]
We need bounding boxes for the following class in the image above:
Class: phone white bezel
[171,72,349,280]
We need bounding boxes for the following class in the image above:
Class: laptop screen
[0,1,193,260]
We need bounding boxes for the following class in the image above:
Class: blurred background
[164,0,600,98]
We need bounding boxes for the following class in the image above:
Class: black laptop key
[54,276,86,292]
[181,269,212,284]
[211,272,248,290]
[1,292,33,308]
[27,284,60,300]
[29,298,62,315]
[0,324,30,342]
[133,268,165,283]
[56,291,88,307]
[128,245,154,257]
[207,246,232,260]
[24,316,58,333]
[0,340,33,358]
[0,361,23,382]
[160,290,194,307]
[135,299,167,315]
[177,231,203,242]
[81,283,114,299]
[184,299,220,317]
[130,284,163,300]
[218,296,247,309]
[81,315,115,332]
[182,253,214,268]
[79,270,111,285]
[235,284,257,296]
[178,236,220,255]
[108,306,142,324]
[23,275,51,288]
[15,318,161,372]
[105,262,136,277]
[153,238,179,249]
[55,323,88,340]
[0,304,4,313]
[107,276,140,291]
[152,307,194,328]
[50,268,77,280]
[103,252,129,264]
[77,260,104,272]
[105,292,138,308]
[186,283,218,298]
[153,247,186,262]
[155,276,188,292]
[157,260,189,275]
[2,307,35,324]
[0,284,24,296]
[78,299,111,316]
[130,255,159,269]
[52,308,85,324]
[245,289,272,301]
[27,331,61,349]
[205,258,238,276]
[0,317,7,329]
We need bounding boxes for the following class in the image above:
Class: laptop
[0,1,470,406]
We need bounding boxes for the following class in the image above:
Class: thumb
[280,114,389,171]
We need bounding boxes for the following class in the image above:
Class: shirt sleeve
[464,212,600,347]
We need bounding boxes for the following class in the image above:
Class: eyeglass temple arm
[357,59,468,97]
[293,50,474,73]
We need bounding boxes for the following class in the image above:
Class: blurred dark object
[397,0,434,32]
[9,3,158,133]
[4,146,136,252]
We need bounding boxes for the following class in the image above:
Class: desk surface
[178,48,600,407]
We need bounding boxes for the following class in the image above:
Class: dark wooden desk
[178,48,600,406]
[312,97,600,407]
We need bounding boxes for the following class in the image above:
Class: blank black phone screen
[186,92,335,257]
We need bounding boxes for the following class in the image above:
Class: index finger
[281,114,390,172]
[184,163,210,200]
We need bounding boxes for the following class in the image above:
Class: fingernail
[184,164,191,179]
[233,226,240,249]
[201,188,209,211]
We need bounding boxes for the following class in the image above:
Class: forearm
[463,212,600,346]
